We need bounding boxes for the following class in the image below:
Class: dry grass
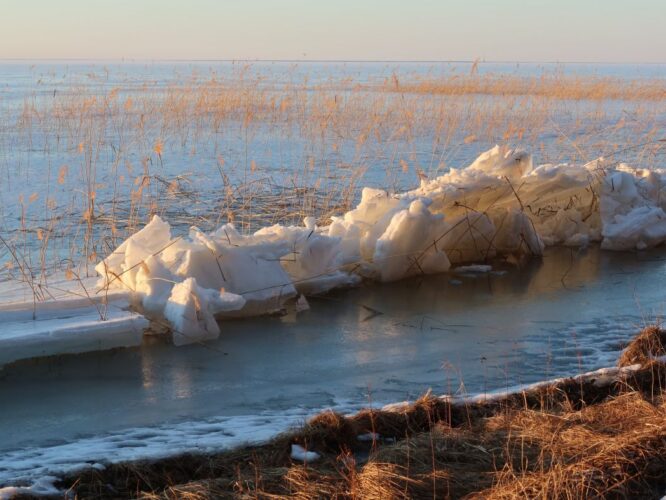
[387,73,666,101]
[618,325,666,367]
[56,327,666,499]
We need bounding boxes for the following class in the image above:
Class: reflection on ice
[0,246,664,484]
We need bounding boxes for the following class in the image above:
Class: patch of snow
[453,364,642,404]
[0,399,371,487]
[381,401,411,412]
[0,476,59,499]
[290,444,320,462]
[357,432,381,442]
[0,409,307,485]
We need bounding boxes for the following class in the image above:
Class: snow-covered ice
[0,411,304,484]
[2,359,640,489]
[0,400,369,487]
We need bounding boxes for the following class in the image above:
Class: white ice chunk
[374,199,450,281]
[295,295,310,312]
[96,215,172,290]
[254,219,357,294]
[602,206,666,251]
[164,277,244,346]
[290,444,320,462]
[135,255,177,317]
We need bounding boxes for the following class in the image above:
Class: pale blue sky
[1,0,664,62]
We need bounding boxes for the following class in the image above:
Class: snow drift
[96,145,666,345]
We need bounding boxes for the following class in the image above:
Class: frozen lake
[1,245,665,482]
[0,61,665,483]
[0,60,664,261]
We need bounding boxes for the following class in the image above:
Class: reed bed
[386,72,666,101]
[0,64,664,290]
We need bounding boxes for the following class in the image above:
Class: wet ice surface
[1,246,665,483]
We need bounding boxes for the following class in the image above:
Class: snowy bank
[95,145,666,345]
[2,358,659,493]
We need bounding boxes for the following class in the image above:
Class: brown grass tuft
[619,325,666,367]
[297,410,358,453]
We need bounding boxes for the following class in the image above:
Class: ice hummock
[91,145,666,347]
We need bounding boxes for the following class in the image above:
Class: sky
[1,0,664,62]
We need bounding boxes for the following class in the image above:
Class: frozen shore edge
[0,355,657,495]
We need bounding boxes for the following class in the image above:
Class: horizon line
[0,58,665,65]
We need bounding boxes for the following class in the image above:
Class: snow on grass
[290,444,320,462]
[0,399,371,488]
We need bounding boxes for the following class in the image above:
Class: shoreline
[54,348,666,498]
[6,326,666,498]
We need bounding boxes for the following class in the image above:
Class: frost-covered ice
[0,411,303,484]
[0,244,662,489]
[93,145,666,346]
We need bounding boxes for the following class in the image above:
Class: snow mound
[95,145,666,346]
